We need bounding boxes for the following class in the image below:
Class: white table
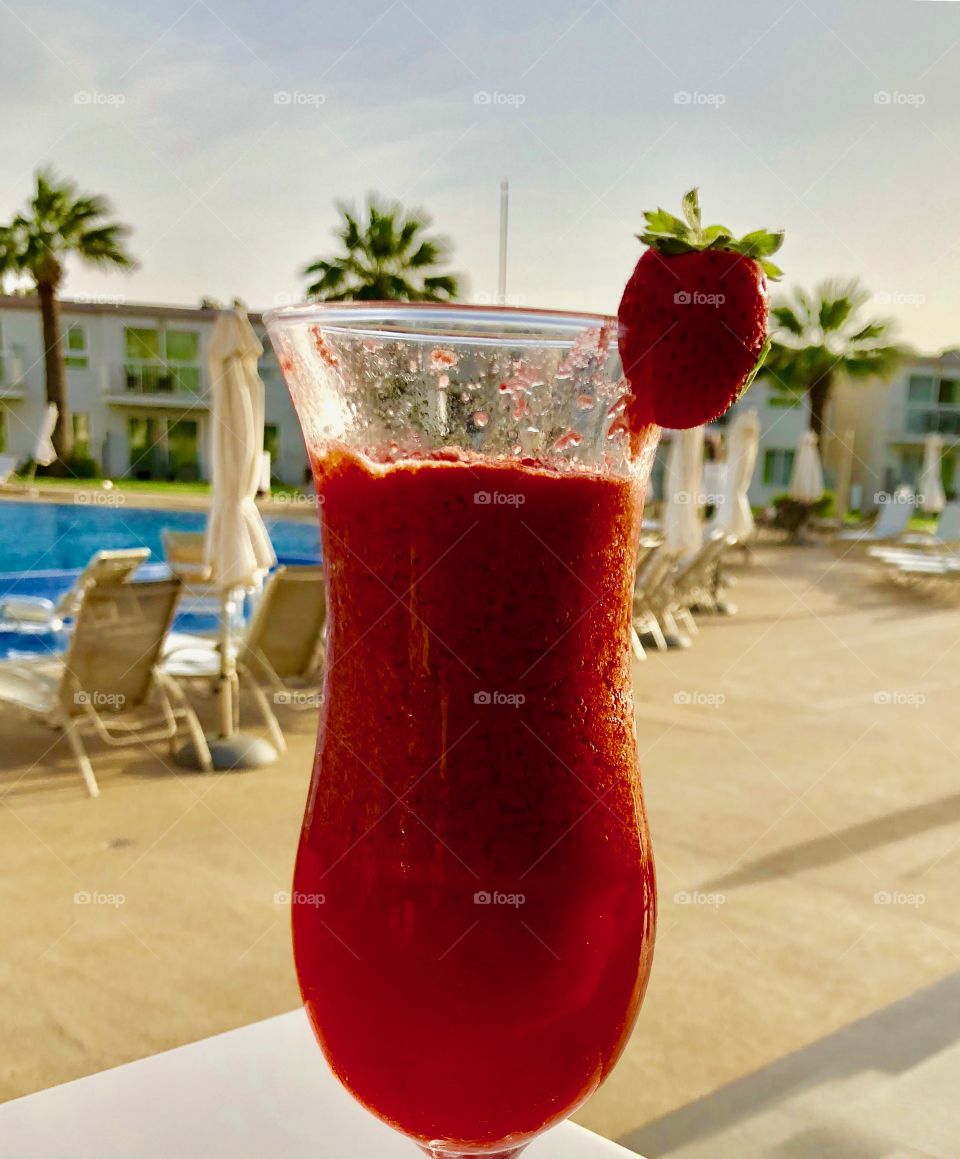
[0,1010,640,1157]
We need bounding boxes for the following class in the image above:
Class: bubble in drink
[576,394,595,410]
[473,412,489,428]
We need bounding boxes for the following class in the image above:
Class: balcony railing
[124,362,203,395]
[903,406,960,436]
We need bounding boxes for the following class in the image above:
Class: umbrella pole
[218,587,238,739]
[175,583,278,771]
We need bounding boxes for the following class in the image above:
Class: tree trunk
[37,278,72,464]
[808,373,832,443]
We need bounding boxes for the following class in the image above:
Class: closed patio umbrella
[663,426,705,560]
[179,304,277,769]
[33,403,58,468]
[709,408,760,541]
[789,431,825,504]
[920,434,946,514]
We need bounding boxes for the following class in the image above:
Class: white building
[0,295,308,485]
[828,352,960,509]
[651,378,810,509]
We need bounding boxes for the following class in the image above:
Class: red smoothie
[292,446,656,1155]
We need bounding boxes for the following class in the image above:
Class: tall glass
[265,304,661,1159]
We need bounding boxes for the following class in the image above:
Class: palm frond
[302,194,461,302]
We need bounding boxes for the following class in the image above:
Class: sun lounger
[0,579,212,797]
[163,565,326,754]
[0,548,150,634]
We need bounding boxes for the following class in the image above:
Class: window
[263,423,279,463]
[65,324,88,369]
[125,327,161,361]
[72,413,91,457]
[899,449,923,487]
[908,375,935,404]
[124,326,201,394]
[167,419,199,480]
[939,379,959,405]
[165,329,199,362]
[762,448,796,487]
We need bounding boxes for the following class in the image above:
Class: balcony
[106,362,208,410]
[899,406,960,438]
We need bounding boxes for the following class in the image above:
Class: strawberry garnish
[617,189,783,437]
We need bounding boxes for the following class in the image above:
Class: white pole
[498,179,509,304]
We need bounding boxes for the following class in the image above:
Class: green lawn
[14,477,304,499]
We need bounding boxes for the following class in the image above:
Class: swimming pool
[0,499,321,658]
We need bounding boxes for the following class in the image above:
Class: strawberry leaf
[643,208,689,237]
[681,188,702,235]
[737,336,772,402]
[760,259,784,280]
[737,229,785,258]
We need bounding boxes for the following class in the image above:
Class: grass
[13,476,305,499]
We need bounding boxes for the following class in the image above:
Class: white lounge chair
[0,547,150,634]
[164,564,326,754]
[832,488,915,552]
[0,579,212,797]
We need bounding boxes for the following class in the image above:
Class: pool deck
[1,542,959,1156]
[0,483,317,520]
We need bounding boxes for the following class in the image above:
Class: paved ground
[1,541,959,1157]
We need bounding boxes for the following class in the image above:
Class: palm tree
[303,197,461,302]
[0,169,135,463]
[764,278,907,441]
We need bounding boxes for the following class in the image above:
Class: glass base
[420,1146,528,1159]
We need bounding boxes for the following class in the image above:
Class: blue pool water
[0,500,321,658]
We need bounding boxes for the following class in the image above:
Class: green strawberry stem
[638,187,785,280]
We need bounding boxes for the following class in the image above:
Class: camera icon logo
[474,891,492,904]
[674,290,692,305]
[474,691,492,705]
[474,491,492,505]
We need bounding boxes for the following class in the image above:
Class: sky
[1,0,960,351]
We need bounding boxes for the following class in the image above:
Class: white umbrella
[709,408,760,540]
[919,434,946,514]
[789,431,825,504]
[663,425,705,559]
[193,305,277,768]
[33,403,58,467]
